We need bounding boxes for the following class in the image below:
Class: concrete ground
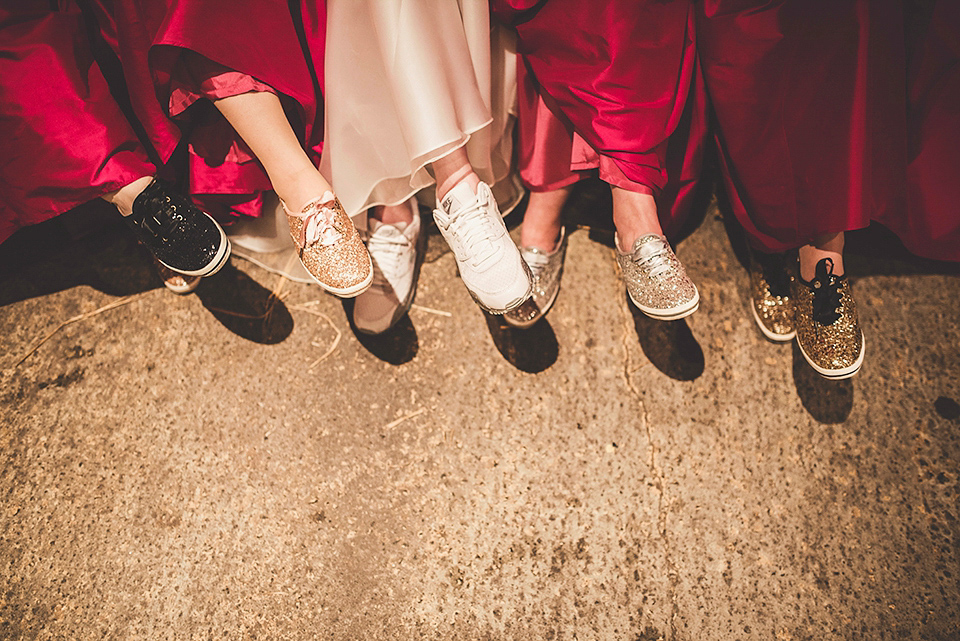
[1,184,959,640]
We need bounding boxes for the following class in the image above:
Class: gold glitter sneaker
[748,248,795,341]
[282,192,373,297]
[793,257,865,379]
[616,233,699,321]
[504,226,567,328]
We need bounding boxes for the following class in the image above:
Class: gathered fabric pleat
[0,1,155,244]
[697,0,908,253]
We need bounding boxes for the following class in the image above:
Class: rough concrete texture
[1,184,959,640]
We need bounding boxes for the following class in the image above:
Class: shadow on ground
[196,265,293,344]
[0,203,159,305]
[343,299,419,365]
[484,312,559,373]
[630,300,705,381]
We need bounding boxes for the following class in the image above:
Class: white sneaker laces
[367,227,411,288]
[447,190,499,268]
[634,238,674,278]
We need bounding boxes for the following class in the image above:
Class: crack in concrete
[614,251,680,639]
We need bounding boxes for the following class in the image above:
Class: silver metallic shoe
[617,233,699,320]
[504,227,568,328]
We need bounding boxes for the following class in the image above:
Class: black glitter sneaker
[125,179,230,276]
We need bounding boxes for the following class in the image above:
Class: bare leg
[798,232,845,280]
[212,91,331,213]
[101,175,154,216]
[520,187,571,251]
[611,187,662,252]
[431,147,479,201]
[370,200,416,225]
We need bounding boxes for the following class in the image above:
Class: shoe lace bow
[296,200,343,248]
[633,237,674,278]
[809,257,843,325]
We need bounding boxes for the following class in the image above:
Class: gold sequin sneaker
[282,192,373,297]
[793,257,865,379]
[504,226,567,328]
[616,233,699,321]
[748,248,795,341]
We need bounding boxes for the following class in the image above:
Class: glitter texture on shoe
[504,226,567,328]
[793,257,865,379]
[749,248,796,341]
[283,192,373,297]
[617,234,699,321]
[127,178,230,277]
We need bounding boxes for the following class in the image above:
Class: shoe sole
[354,214,429,335]
[163,278,201,295]
[503,268,562,329]
[159,223,232,277]
[750,303,796,342]
[797,334,865,380]
[468,259,534,315]
[628,286,700,321]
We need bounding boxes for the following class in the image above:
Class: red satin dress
[494,0,707,234]
[86,0,326,221]
[891,0,960,262]
[0,0,155,244]
[697,0,908,253]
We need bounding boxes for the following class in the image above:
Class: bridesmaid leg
[211,91,331,214]
[520,187,570,252]
[213,90,373,297]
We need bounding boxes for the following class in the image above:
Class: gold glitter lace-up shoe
[616,233,699,320]
[748,248,796,341]
[793,257,865,379]
[504,226,568,328]
[282,192,373,297]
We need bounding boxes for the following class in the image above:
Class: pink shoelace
[285,192,344,249]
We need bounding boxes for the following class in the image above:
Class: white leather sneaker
[353,212,424,334]
[433,181,531,314]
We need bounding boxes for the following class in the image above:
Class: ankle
[436,169,479,203]
[371,200,416,225]
[103,176,154,217]
[276,166,334,214]
[520,221,563,252]
[611,188,661,251]
[799,246,845,281]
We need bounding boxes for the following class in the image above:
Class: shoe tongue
[439,181,478,214]
[633,234,665,257]
[369,218,406,238]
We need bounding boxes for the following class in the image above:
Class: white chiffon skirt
[320,0,520,226]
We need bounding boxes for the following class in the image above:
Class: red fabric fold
[698,0,908,252]
[0,1,154,244]
[87,0,326,221]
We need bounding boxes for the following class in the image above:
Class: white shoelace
[446,190,499,268]
[633,238,674,278]
[367,226,412,288]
